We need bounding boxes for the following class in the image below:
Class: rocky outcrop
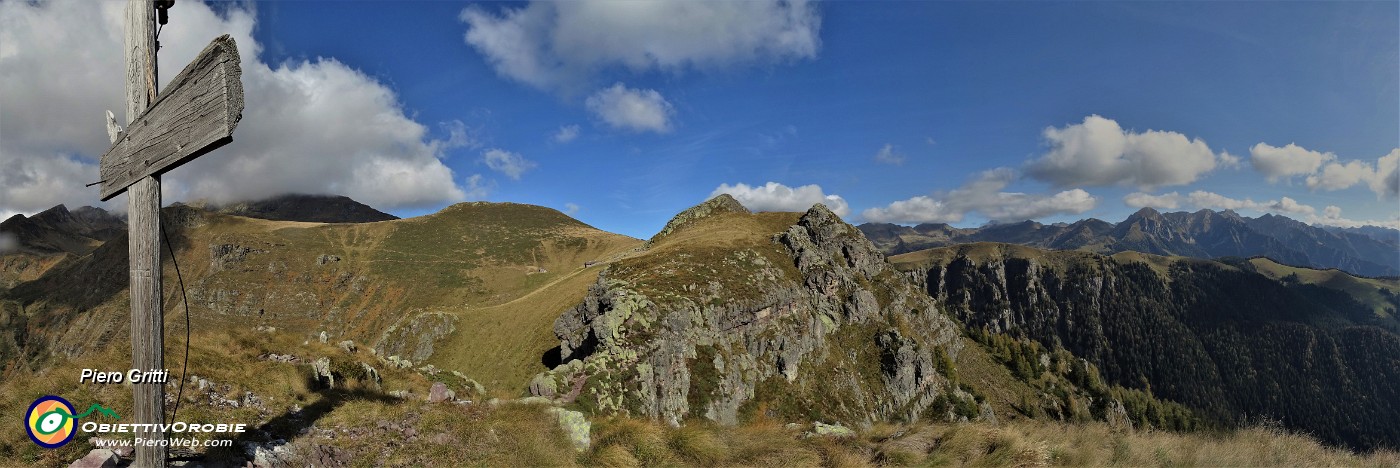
[901,246,1400,450]
[374,312,456,362]
[210,243,266,271]
[646,194,750,247]
[533,203,969,427]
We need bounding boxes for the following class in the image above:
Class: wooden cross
[99,1,243,465]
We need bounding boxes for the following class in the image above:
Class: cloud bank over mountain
[0,0,474,217]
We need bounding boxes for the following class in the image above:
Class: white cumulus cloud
[1250,143,1332,181]
[863,168,1097,224]
[1123,190,1315,216]
[1307,159,1375,191]
[585,83,674,133]
[1123,192,1182,210]
[553,124,580,143]
[462,174,492,200]
[1314,204,1400,229]
[0,0,469,216]
[459,0,820,91]
[1250,144,1399,199]
[1377,149,1400,198]
[710,182,850,217]
[1219,151,1243,169]
[1025,115,1225,190]
[873,144,905,165]
[1306,148,1399,198]
[481,148,537,180]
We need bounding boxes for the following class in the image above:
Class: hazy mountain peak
[1129,206,1164,219]
[215,194,397,224]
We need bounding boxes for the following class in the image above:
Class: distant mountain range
[0,194,394,256]
[0,204,125,256]
[860,208,1400,278]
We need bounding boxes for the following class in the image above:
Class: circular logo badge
[26,396,76,449]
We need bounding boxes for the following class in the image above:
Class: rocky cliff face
[894,245,1400,450]
[531,203,971,427]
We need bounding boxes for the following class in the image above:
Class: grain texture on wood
[100,34,243,201]
[123,1,167,467]
[128,177,165,467]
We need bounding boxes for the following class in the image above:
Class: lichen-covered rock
[532,203,964,427]
[374,312,456,362]
[361,362,382,389]
[1106,399,1134,431]
[311,357,334,389]
[210,243,265,271]
[452,371,488,397]
[548,407,591,451]
[808,422,856,438]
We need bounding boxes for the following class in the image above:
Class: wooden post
[103,5,241,465]
[124,0,165,466]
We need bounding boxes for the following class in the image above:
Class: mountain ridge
[890,241,1400,450]
[859,208,1400,277]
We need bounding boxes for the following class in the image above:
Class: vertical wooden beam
[124,0,165,466]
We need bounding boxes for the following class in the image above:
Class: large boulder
[428,382,455,403]
[67,449,118,468]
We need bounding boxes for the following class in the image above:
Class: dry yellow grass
[4,324,1396,467]
[430,263,616,393]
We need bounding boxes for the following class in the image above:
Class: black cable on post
[159,216,192,423]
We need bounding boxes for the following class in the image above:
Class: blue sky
[1,1,1396,238]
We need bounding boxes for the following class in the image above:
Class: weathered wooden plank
[100,33,243,201]
[123,1,166,467]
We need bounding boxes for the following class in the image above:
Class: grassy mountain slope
[1243,257,1400,319]
[0,201,642,393]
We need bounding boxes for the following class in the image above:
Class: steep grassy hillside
[0,202,642,394]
